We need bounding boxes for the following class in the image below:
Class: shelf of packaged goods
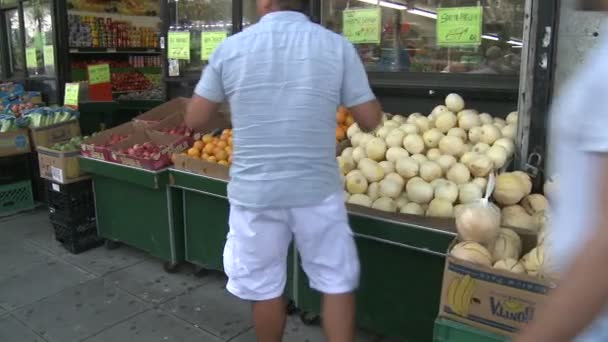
[168,168,456,341]
[69,47,161,54]
[79,157,184,267]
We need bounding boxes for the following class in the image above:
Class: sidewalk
[0,209,382,342]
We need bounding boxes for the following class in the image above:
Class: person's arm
[185,55,225,132]
[341,40,382,132]
[516,154,608,342]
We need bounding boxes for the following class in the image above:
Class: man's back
[196,11,374,209]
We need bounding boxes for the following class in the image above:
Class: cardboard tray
[438,235,557,338]
[0,129,31,157]
[173,154,230,181]
[133,97,190,125]
[37,147,86,184]
[80,121,145,162]
[109,130,192,171]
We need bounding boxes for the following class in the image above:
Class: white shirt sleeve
[340,40,376,108]
[194,49,226,103]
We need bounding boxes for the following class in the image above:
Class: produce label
[88,64,110,85]
[342,8,381,44]
[437,6,483,46]
[201,31,227,61]
[51,166,64,183]
[168,31,191,60]
[64,83,80,107]
[25,48,37,69]
[43,45,55,67]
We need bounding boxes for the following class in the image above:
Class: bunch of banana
[447,275,477,316]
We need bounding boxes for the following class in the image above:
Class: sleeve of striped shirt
[340,40,375,108]
[194,50,226,103]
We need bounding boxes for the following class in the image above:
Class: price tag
[43,45,55,67]
[437,7,483,47]
[342,8,381,44]
[88,64,110,85]
[64,82,80,107]
[25,48,37,69]
[51,183,61,192]
[168,31,191,60]
[51,166,64,183]
[201,31,227,61]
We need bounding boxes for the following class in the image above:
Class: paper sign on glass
[88,64,110,85]
[201,32,227,61]
[168,31,191,60]
[43,45,55,67]
[25,48,37,69]
[437,7,483,46]
[64,83,80,107]
[342,8,381,44]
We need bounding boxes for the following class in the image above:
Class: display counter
[79,157,184,271]
[169,166,456,341]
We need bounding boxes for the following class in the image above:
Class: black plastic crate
[52,221,103,254]
[46,179,95,225]
[0,153,32,185]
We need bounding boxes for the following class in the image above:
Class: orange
[217,141,227,149]
[345,115,354,127]
[218,160,229,166]
[336,107,348,123]
[187,147,200,157]
[207,156,217,163]
[202,153,210,159]
[193,141,204,150]
[336,126,346,141]
[224,146,232,154]
[215,150,228,161]
[203,143,215,155]
[202,134,213,143]
[222,129,231,136]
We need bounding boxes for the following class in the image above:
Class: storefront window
[24,1,55,76]
[322,0,524,75]
[5,9,23,74]
[167,0,232,76]
[243,0,260,29]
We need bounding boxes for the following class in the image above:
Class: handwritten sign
[43,45,55,67]
[168,31,191,60]
[88,64,110,85]
[64,83,80,107]
[201,31,227,61]
[342,8,381,44]
[437,7,483,46]
[25,48,37,69]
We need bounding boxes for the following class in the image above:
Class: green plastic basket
[434,318,510,342]
[0,180,35,217]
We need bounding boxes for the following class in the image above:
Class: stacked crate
[46,179,103,253]
[0,154,35,217]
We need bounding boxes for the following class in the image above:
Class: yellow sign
[43,45,55,67]
[168,31,191,60]
[437,7,483,46]
[342,8,381,44]
[88,64,110,85]
[201,32,227,61]
[64,83,80,107]
[25,48,37,69]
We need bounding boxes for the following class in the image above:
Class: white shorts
[223,191,360,301]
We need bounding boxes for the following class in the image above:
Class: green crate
[434,318,510,342]
[0,180,35,217]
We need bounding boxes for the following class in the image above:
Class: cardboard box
[0,129,31,157]
[80,121,145,162]
[30,120,81,148]
[133,97,190,125]
[37,147,87,184]
[438,237,557,338]
[173,153,230,180]
[110,130,192,171]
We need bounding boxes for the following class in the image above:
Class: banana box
[439,238,557,338]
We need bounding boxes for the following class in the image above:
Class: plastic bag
[455,172,502,247]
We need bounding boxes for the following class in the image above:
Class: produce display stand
[294,209,455,341]
[168,168,298,303]
[79,156,184,272]
[433,318,509,342]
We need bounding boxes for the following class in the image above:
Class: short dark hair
[276,0,307,12]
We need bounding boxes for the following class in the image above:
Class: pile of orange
[336,106,354,143]
[184,129,233,166]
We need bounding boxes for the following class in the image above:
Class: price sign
[64,83,80,107]
[342,8,381,44]
[87,64,110,85]
[168,31,191,60]
[201,31,227,61]
[437,7,483,46]
[25,48,37,69]
[43,45,55,67]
